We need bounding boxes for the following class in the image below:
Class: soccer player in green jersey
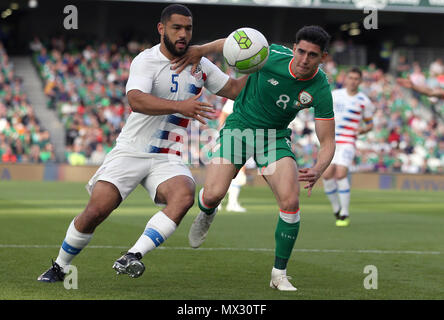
[174,26,335,291]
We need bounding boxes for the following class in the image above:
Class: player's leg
[188,160,237,248]
[262,157,300,291]
[124,175,195,257]
[331,144,354,227]
[38,152,147,282]
[322,164,341,219]
[189,125,246,248]
[38,181,122,282]
[113,159,196,278]
[226,166,247,212]
[335,165,351,226]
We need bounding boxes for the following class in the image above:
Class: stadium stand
[0,42,56,164]
[22,37,444,173]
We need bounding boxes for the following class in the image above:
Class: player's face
[292,40,326,78]
[159,14,192,58]
[344,72,362,93]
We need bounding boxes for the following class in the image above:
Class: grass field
[0,180,443,300]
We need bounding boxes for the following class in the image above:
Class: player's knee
[168,191,195,213]
[280,197,300,212]
[202,189,224,208]
[83,203,110,227]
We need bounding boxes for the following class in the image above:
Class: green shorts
[208,119,297,170]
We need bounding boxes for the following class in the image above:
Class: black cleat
[113,252,145,278]
[37,260,66,282]
[334,209,341,220]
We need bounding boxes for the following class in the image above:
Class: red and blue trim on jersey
[166,114,190,128]
[154,130,184,143]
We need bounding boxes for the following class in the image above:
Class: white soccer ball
[223,27,269,74]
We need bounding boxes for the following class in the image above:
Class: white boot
[270,267,297,291]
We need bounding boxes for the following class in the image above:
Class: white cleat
[226,203,246,213]
[270,268,297,291]
[188,210,217,248]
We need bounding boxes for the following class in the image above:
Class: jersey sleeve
[363,96,376,121]
[222,99,234,114]
[200,57,229,94]
[314,84,334,120]
[125,53,156,94]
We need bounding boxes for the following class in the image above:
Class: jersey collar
[288,57,319,81]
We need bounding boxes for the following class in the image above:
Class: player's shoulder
[356,91,371,103]
[269,44,293,59]
[131,44,163,67]
[312,68,332,92]
[332,87,346,96]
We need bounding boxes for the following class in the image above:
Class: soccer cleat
[37,260,66,283]
[226,203,246,213]
[270,269,297,291]
[336,217,350,227]
[188,211,217,248]
[113,252,145,278]
[334,209,341,220]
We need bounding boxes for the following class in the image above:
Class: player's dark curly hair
[295,26,331,53]
[160,4,193,24]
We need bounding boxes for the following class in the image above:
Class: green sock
[274,217,300,270]
[198,188,217,215]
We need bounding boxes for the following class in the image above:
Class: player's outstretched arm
[298,119,336,196]
[397,77,444,99]
[127,89,216,125]
[171,39,226,74]
[216,75,248,101]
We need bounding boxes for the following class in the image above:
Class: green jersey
[229,44,334,132]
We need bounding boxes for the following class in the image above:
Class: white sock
[337,177,351,217]
[323,178,341,213]
[272,267,286,276]
[128,211,177,257]
[227,184,241,207]
[55,219,93,270]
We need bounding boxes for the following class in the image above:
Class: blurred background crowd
[1,35,443,174]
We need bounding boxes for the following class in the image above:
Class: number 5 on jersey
[171,74,179,92]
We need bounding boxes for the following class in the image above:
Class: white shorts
[331,143,356,167]
[86,147,194,205]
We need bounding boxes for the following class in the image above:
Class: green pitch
[0,180,443,300]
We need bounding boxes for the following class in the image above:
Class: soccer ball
[223,27,269,74]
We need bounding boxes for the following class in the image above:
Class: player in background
[37,4,247,282]
[322,67,375,227]
[397,77,444,99]
[218,98,247,212]
[173,26,335,291]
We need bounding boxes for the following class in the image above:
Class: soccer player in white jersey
[217,98,248,212]
[322,67,375,227]
[37,4,247,282]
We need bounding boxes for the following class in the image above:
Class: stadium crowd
[1,36,443,174]
[0,43,56,164]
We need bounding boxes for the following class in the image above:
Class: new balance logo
[268,78,279,86]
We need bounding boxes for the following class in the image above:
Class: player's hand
[298,167,321,197]
[179,90,216,125]
[396,77,413,89]
[171,45,203,74]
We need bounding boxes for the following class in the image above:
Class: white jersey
[118,44,229,157]
[332,88,375,146]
